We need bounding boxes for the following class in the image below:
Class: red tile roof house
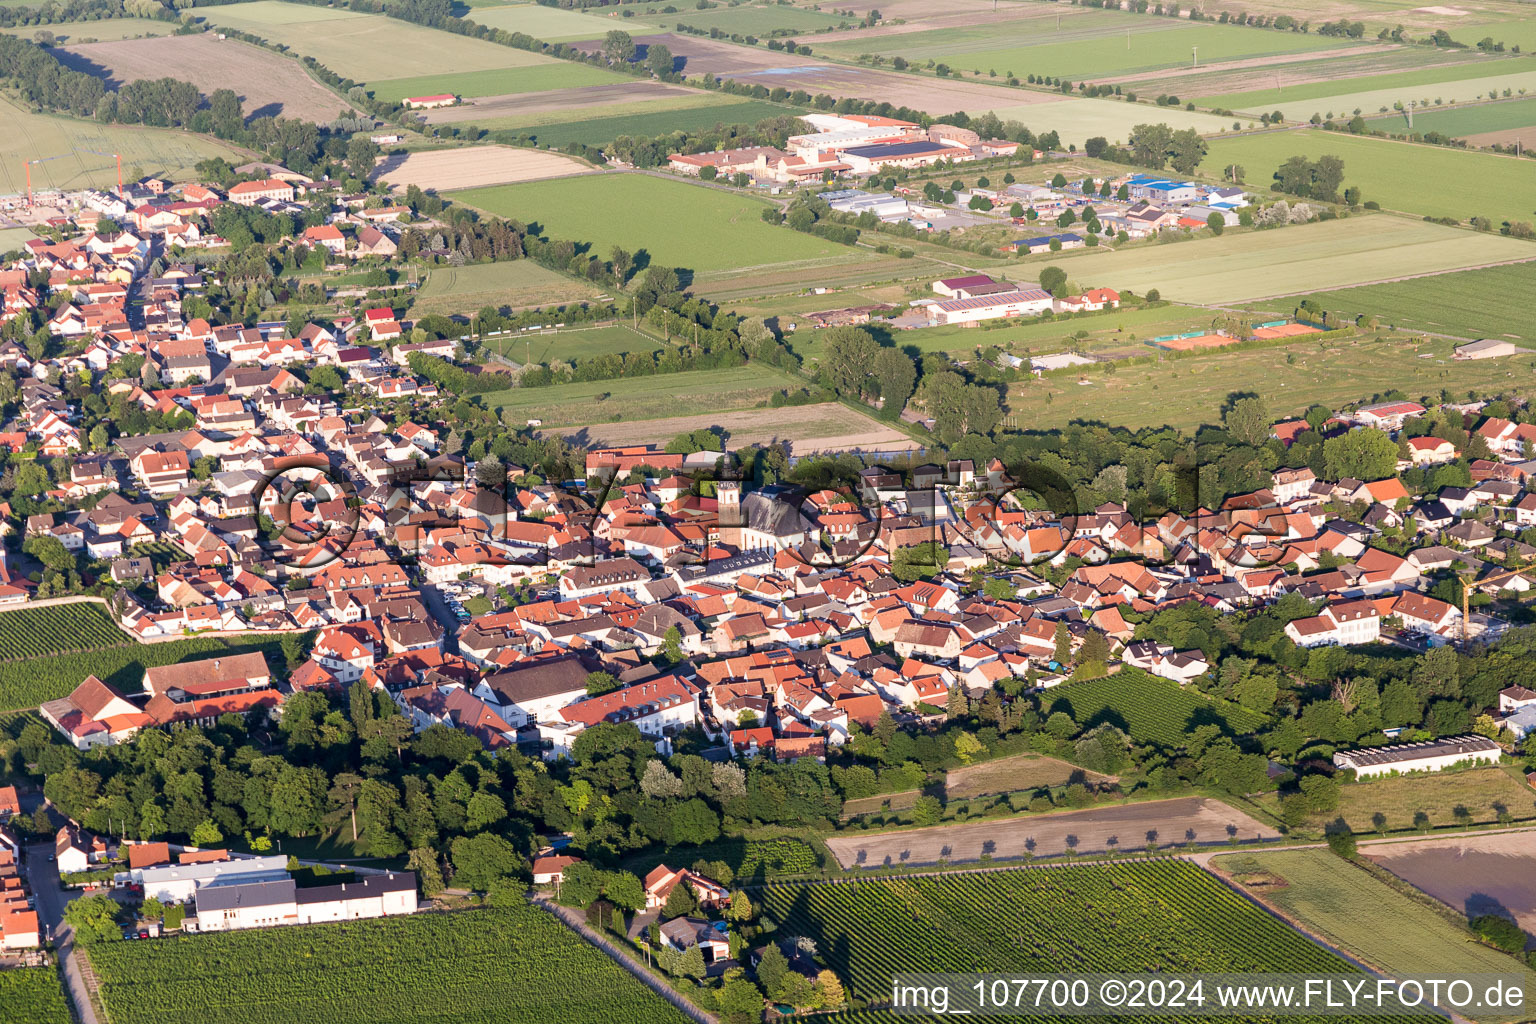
[403,94,458,109]
[40,675,155,749]
[642,864,729,911]
[227,178,296,206]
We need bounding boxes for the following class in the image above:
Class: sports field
[1003,332,1536,432]
[0,97,244,195]
[1005,216,1534,305]
[1365,96,1536,138]
[819,9,1351,80]
[450,173,874,274]
[481,324,660,365]
[410,260,600,316]
[1213,849,1536,1022]
[485,98,804,147]
[1203,129,1536,223]
[1240,261,1536,342]
[198,1,558,82]
[1204,64,1536,121]
[482,365,799,426]
[367,63,625,104]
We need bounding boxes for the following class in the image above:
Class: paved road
[533,897,716,1024]
[418,583,462,656]
[26,841,100,1024]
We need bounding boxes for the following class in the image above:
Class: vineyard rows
[1045,670,1267,748]
[0,603,130,662]
[89,905,690,1024]
[0,966,72,1024]
[758,863,1420,1023]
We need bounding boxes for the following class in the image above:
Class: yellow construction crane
[1458,563,1534,641]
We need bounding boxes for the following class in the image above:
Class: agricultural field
[0,635,286,712]
[55,33,356,123]
[450,173,874,275]
[946,751,1117,799]
[758,861,1350,1013]
[410,260,601,317]
[0,967,72,1024]
[1213,848,1536,1020]
[483,98,806,148]
[481,365,800,426]
[666,3,854,35]
[1365,95,1536,140]
[462,3,662,41]
[823,795,1279,867]
[480,324,661,365]
[1202,130,1536,224]
[0,602,131,662]
[1044,669,1267,747]
[1004,217,1536,305]
[1262,765,1536,833]
[90,905,689,1024]
[1367,832,1536,944]
[366,63,627,105]
[1239,261,1536,342]
[563,402,914,453]
[1203,64,1536,121]
[1002,332,1536,433]
[818,9,1354,82]
[624,834,826,882]
[371,146,592,191]
[3,16,171,42]
[1142,46,1491,107]
[196,1,558,82]
[0,96,244,195]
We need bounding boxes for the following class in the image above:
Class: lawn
[0,96,244,195]
[481,324,662,364]
[1212,848,1536,1021]
[198,0,558,81]
[0,226,38,253]
[410,259,600,316]
[449,173,870,274]
[1204,64,1536,121]
[463,3,661,40]
[366,62,626,104]
[1261,765,1536,833]
[481,365,799,426]
[1238,261,1536,342]
[1365,96,1536,138]
[1003,331,1536,432]
[89,905,689,1024]
[820,10,1350,81]
[1004,216,1536,305]
[1203,129,1536,223]
[489,98,806,148]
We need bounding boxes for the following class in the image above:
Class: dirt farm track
[370,146,593,191]
[823,796,1281,868]
[55,34,356,124]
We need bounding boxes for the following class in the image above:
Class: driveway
[26,841,101,1024]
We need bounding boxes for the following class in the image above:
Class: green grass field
[1004,216,1536,305]
[1003,331,1536,432]
[1261,765,1536,833]
[1203,129,1536,223]
[1204,64,1536,121]
[1239,261,1536,341]
[490,98,805,147]
[2,16,171,41]
[90,905,689,1024]
[821,9,1349,80]
[462,3,660,40]
[0,96,244,195]
[481,324,661,364]
[1213,849,1536,1021]
[1365,96,1536,138]
[0,226,39,253]
[481,364,797,425]
[410,259,600,316]
[367,62,626,104]
[199,0,556,81]
[450,173,869,274]
[670,3,852,35]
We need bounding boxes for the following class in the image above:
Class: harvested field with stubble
[409,260,600,316]
[420,81,702,124]
[370,146,592,191]
[550,402,912,452]
[56,34,354,123]
[825,795,1280,867]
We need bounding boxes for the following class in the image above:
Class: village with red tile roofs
[3,0,1536,1020]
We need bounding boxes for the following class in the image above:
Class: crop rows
[88,905,689,1024]
[759,863,1420,1023]
[0,603,130,662]
[738,838,819,877]
[0,967,72,1024]
[1045,670,1265,748]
